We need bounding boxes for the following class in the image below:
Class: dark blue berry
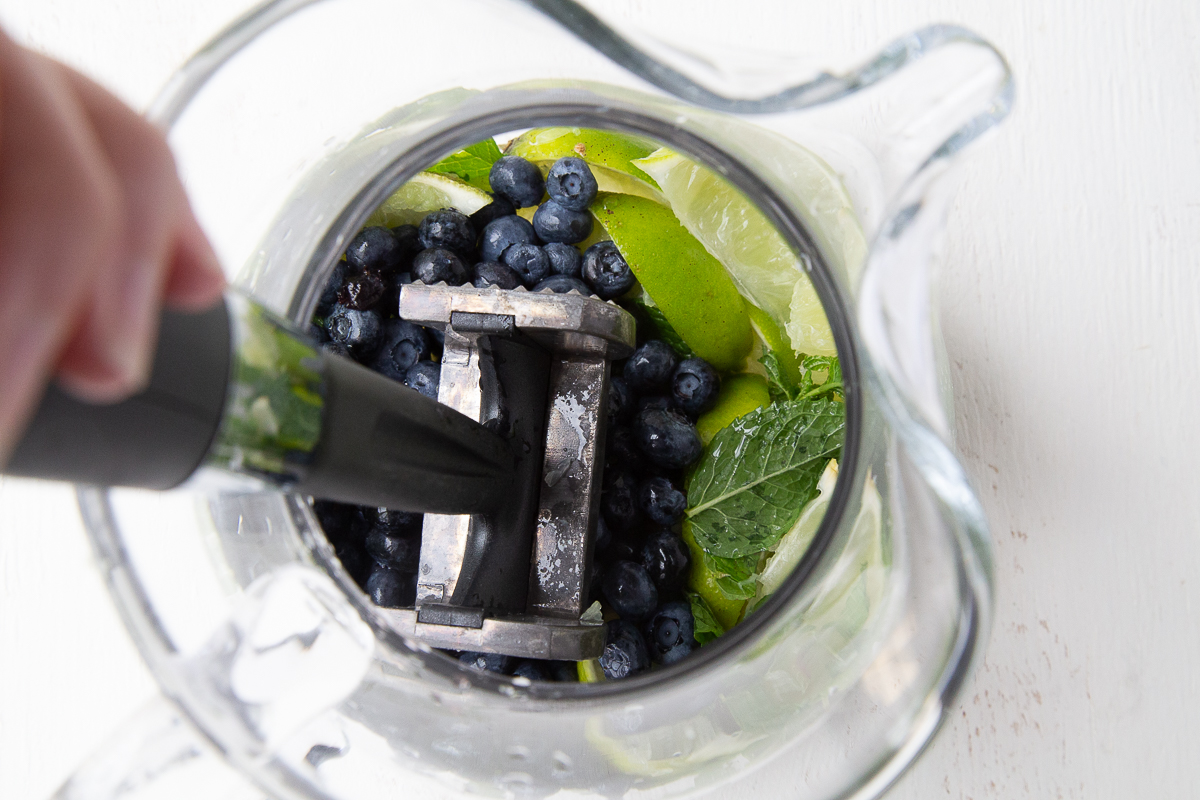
[637,395,672,414]
[366,564,416,607]
[418,209,475,254]
[336,270,385,310]
[602,560,659,620]
[316,262,346,316]
[489,156,545,208]
[582,241,635,299]
[503,243,551,287]
[637,476,687,526]
[624,340,677,393]
[346,226,404,274]
[321,340,352,359]
[639,528,690,596]
[533,275,591,294]
[470,194,517,230]
[365,529,420,571]
[373,507,421,537]
[315,500,370,541]
[389,224,422,268]
[608,376,634,426]
[543,242,582,277]
[593,516,612,555]
[326,305,383,359]
[405,360,440,400]
[599,619,650,679]
[412,248,469,285]
[369,319,430,380]
[473,260,522,290]
[601,469,640,531]
[671,358,720,417]
[480,215,537,262]
[605,425,645,474]
[334,539,371,588]
[459,651,513,674]
[511,660,548,681]
[633,407,703,469]
[545,157,598,211]
[643,601,695,665]
[532,199,593,244]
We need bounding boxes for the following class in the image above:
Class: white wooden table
[1,1,1196,798]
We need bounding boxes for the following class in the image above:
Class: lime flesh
[363,172,491,228]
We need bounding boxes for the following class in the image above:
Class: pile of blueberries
[309,151,720,681]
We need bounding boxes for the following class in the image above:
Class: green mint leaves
[426,139,503,191]
[761,351,844,403]
[688,592,724,645]
[685,396,845,558]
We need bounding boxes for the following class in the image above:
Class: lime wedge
[577,659,605,683]
[635,147,862,357]
[506,127,665,203]
[694,373,770,446]
[754,459,838,601]
[363,172,491,228]
[593,194,753,371]
[745,302,802,387]
[682,521,747,630]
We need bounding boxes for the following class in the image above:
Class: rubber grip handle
[4,300,232,489]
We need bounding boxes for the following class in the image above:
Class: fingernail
[104,260,159,387]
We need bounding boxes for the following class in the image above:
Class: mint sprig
[426,139,502,191]
[688,592,724,645]
[685,396,845,558]
[761,352,843,403]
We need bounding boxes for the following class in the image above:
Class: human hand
[0,30,225,465]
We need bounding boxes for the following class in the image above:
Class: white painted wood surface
[0,1,1196,798]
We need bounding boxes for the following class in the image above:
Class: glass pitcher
[56,1,1011,798]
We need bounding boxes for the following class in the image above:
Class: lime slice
[593,194,753,371]
[635,147,863,357]
[577,659,605,683]
[683,521,747,629]
[754,459,838,601]
[363,172,491,228]
[694,373,770,446]
[745,303,802,387]
[506,127,665,203]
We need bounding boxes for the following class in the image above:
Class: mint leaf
[426,139,502,191]
[685,397,845,558]
[797,354,842,400]
[760,351,798,403]
[688,592,724,645]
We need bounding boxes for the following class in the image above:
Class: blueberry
[470,194,517,230]
[532,199,593,244]
[593,516,613,555]
[334,539,372,588]
[533,275,591,294]
[336,270,385,310]
[473,260,522,290]
[671,358,720,417]
[602,560,659,619]
[418,208,476,254]
[366,564,416,607]
[412,248,469,285]
[543,242,582,277]
[405,360,440,400]
[639,529,690,596]
[634,407,703,469]
[599,619,650,679]
[581,241,636,300]
[459,651,513,675]
[489,156,545,208]
[643,601,695,665]
[545,156,598,211]
[316,262,347,316]
[346,226,404,274]
[365,529,420,571]
[637,395,672,414]
[601,470,641,531]
[624,340,677,393]
[503,243,551,287]
[373,507,421,537]
[480,215,537,263]
[320,340,352,359]
[588,562,606,605]
[325,305,383,359]
[511,660,548,681]
[605,425,645,474]
[369,319,430,380]
[315,500,371,541]
[637,476,687,526]
[608,376,634,426]
[605,529,640,564]
[389,224,422,267]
